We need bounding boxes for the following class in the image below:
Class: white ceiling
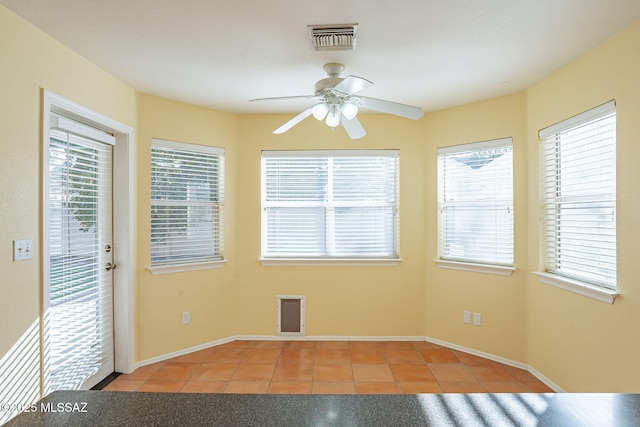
[3,0,640,114]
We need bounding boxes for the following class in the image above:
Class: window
[437,138,514,268]
[150,139,224,270]
[261,150,399,262]
[539,101,616,291]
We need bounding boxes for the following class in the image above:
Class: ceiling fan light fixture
[342,102,358,120]
[312,103,329,120]
[326,107,340,128]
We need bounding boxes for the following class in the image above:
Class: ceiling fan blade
[333,75,373,95]
[358,96,424,120]
[341,115,367,139]
[273,107,315,134]
[250,95,318,102]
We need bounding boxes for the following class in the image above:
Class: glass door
[44,114,115,392]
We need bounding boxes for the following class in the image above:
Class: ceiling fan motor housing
[315,77,345,96]
[315,62,348,96]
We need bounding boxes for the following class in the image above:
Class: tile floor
[103,340,554,394]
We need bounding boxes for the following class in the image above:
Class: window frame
[260,150,401,266]
[149,138,225,275]
[536,100,618,303]
[435,138,515,275]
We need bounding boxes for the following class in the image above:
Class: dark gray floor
[6,390,640,426]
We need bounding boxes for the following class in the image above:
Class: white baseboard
[527,366,565,393]
[423,336,529,370]
[134,336,235,370]
[134,334,564,392]
[424,335,565,392]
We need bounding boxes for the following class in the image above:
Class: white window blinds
[437,138,514,266]
[262,150,399,259]
[151,139,224,266]
[539,101,616,289]
[47,122,114,392]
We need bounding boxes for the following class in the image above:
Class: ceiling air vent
[308,24,358,51]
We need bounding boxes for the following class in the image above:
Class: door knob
[105,262,117,271]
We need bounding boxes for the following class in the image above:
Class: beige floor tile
[525,382,555,393]
[350,349,387,364]
[206,348,247,363]
[315,341,349,349]
[224,382,269,394]
[352,364,395,382]
[439,382,487,393]
[180,381,227,393]
[272,364,313,382]
[481,381,533,393]
[348,341,383,350]
[282,341,316,350]
[385,349,423,364]
[428,363,476,383]
[381,341,416,351]
[101,340,553,396]
[390,364,436,382]
[314,364,354,382]
[412,342,446,350]
[419,349,461,364]
[315,349,350,364]
[278,348,316,364]
[191,363,238,382]
[137,380,186,392]
[149,362,201,381]
[121,362,164,380]
[268,382,313,394]
[356,382,400,394]
[398,381,444,394]
[466,363,516,382]
[250,340,285,349]
[232,364,275,381]
[312,382,355,394]
[451,350,489,364]
[242,348,281,364]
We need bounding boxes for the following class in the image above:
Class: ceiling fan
[250,63,424,139]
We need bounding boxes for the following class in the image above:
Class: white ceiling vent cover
[308,24,358,51]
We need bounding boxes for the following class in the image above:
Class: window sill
[534,272,618,304]
[259,258,402,267]
[149,260,227,275]
[434,259,516,276]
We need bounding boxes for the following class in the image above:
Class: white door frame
[42,90,135,376]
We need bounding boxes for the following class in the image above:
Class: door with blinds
[44,114,115,392]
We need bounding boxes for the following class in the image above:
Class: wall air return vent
[308,24,357,51]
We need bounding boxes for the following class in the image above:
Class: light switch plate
[14,240,33,261]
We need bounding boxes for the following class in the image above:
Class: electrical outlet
[463,311,471,324]
[473,312,482,326]
[182,311,190,324]
[14,240,33,261]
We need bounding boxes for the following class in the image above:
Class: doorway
[42,91,135,393]
[45,114,115,391]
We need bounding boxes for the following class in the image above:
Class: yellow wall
[423,93,529,363]
[0,5,136,413]
[135,93,239,360]
[235,114,427,337]
[526,21,640,391]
